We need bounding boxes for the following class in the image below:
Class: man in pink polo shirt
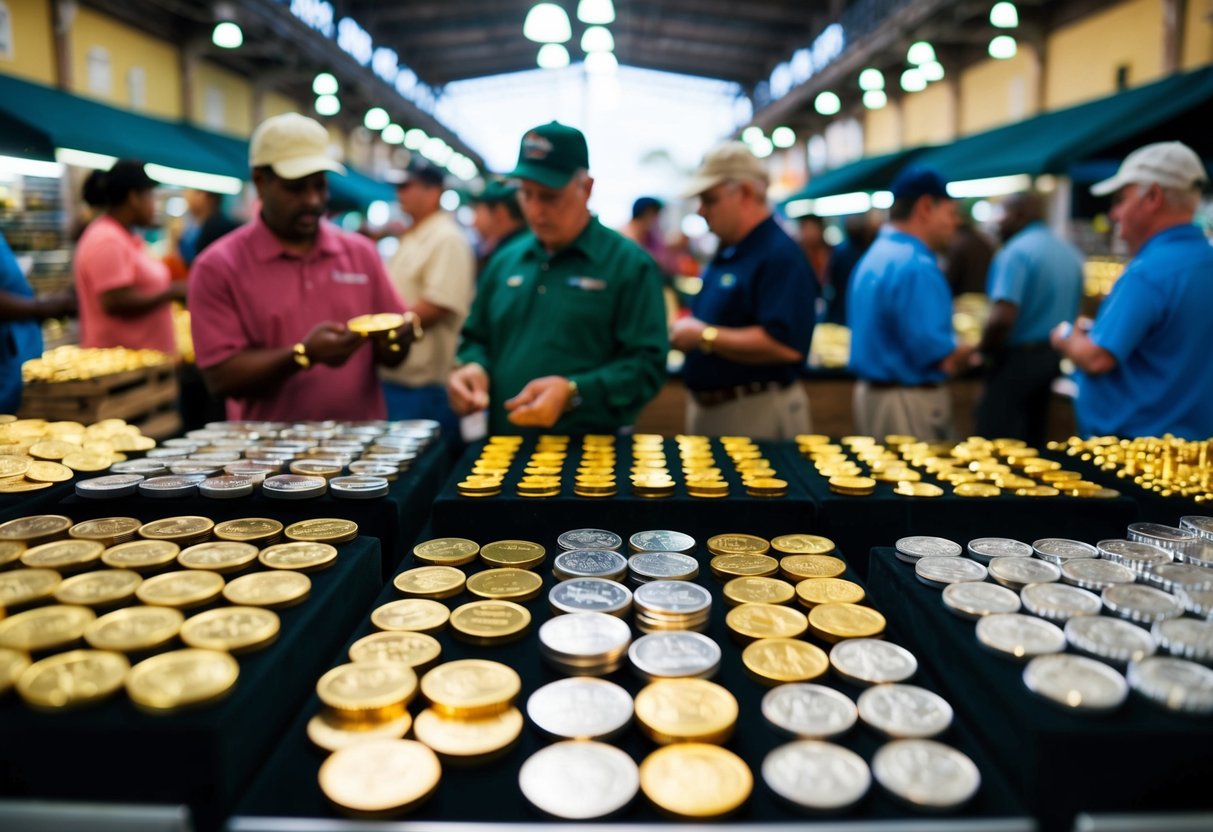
[190,113,410,421]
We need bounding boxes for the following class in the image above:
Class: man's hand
[448,363,490,416]
[505,375,572,428]
[302,321,364,367]
[369,313,419,368]
[669,317,708,352]
[939,343,977,377]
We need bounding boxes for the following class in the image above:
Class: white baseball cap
[1090,141,1207,196]
[680,141,769,198]
[250,113,347,180]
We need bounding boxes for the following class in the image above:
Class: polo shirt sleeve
[419,232,475,316]
[189,247,249,370]
[1088,268,1162,363]
[754,246,817,356]
[986,245,1027,306]
[895,258,956,371]
[79,226,136,294]
[456,265,496,373]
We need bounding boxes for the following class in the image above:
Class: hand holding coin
[302,321,364,367]
[447,363,490,415]
[505,375,571,428]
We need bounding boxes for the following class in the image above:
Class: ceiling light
[585,51,618,74]
[404,128,428,150]
[771,126,796,148]
[900,68,927,92]
[990,2,1019,28]
[863,89,887,109]
[524,3,572,43]
[814,91,841,116]
[421,137,453,165]
[751,137,774,158]
[315,94,340,116]
[381,124,405,144]
[577,0,615,25]
[920,60,945,82]
[211,21,243,49]
[741,126,765,145]
[440,190,461,211]
[312,73,338,96]
[858,68,885,91]
[364,107,390,131]
[989,35,1018,59]
[537,43,570,69]
[907,41,935,65]
[580,26,614,53]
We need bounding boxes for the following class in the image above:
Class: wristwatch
[565,378,583,412]
[700,325,719,354]
[292,342,311,369]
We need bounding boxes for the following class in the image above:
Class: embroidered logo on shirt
[567,276,607,291]
[720,273,737,288]
[506,275,525,287]
[332,271,369,284]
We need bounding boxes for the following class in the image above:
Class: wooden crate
[19,363,182,438]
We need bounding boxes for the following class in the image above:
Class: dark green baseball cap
[471,178,518,204]
[508,121,589,188]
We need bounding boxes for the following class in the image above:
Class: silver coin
[857,684,953,739]
[872,739,980,809]
[145,448,190,460]
[1022,654,1128,713]
[627,631,721,680]
[558,528,623,552]
[262,474,326,499]
[518,741,638,819]
[1064,616,1156,665]
[225,464,274,482]
[1060,558,1137,591]
[1102,584,1184,624]
[1128,656,1213,714]
[988,556,1061,590]
[1032,538,1097,565]
[628,552,698,582]
[1180,542,1213,569]
[828,638,917,685]
[915,556,987,588]
[75,474,144,499]
[1146,562,1213,593]
[1127,522,1200,560]
[966,537,1032,563]
[976,613,1065,660]
[1097,539,1173,574]
[330,475,389,499]
[526,678,633,740]
[160,438,201,450]
[539,612,631,664]
[549,579,632,617]
[942,582,1021,619]
[189,451,243,464]
[763,740,870,812]
[198,476,254,499]
[167,463,223,477]
[1179,516,1213,543]
[632,580,711,616]
[1176,587,1213,617]
[761,683,858,739]
[628,530,695,554]
[109,459,167,476]
[1152,618,1213,664]
[894,536,962,561]
[1020,582,1102,622]
[553,550,628,582]
[348,462,399,478]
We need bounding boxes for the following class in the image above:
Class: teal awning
[329,168,397,213]
[784,147,929,202]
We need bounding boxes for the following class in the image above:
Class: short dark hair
[632,196,663,219]
[81,159,156,208]
[798,214,825,229]
[889,194,941,221]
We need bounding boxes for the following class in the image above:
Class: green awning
[784,147,930,202]
[328,168,397,213]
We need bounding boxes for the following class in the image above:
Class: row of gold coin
[19,345,170,384]
[718,436,788,498]
[0,417,157,493]
[456,435,523,497]
[1051,435,1213,502]
[516,434,571,498]
[629,434,676,497]
[573,434,618,497]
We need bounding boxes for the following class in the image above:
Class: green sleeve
[455,264,495,373]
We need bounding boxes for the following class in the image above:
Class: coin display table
[1042,449,1198,526]
[0,480,77,522]
[866,547,1213,832]
[233,528,1029,829]
[0,536,382,832]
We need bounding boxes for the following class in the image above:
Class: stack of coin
[458,436,520,498]
[539,611,631,675]
[828,475,876,496]
[480,539,545,570]
[1127,522,1201,562]
[779,552,846,583]
[214,518,285,548]
[449,599,532,646]
[706,534,774,580]
[634,678,737,744]
[628,630,721,680]
[20,539,104,574]
[413,537,479,567]
[549,578,632,617]
[67,517,141,548]
[633,580,711,633]
[807,602,887,642]
[719,436,787,498]
[262,474,327,499]
[628,551,699,584]
[552,550,628,582]
[0,417,158,493]
[557,528,622,552]
[412,659,524,763]
[0,514,73,548]
[574,436,617,498]
[138,516,214,548]
[348,631,442,670]
[675,434,729,499]
[372,598,450,634]
[22,345,168,383]
[74,473,145,499]
[395,565,466,600]
[259,541,339,573]
[629,434,674,498]
[101,539,181,573]
[629,530,695,556]
[517,435,568,498]
[309,661,418,751]
[1051,435,1210,502]
[894,535,961,565]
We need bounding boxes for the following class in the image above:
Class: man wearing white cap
[1050,141,1213,439]
[190,113,410,421]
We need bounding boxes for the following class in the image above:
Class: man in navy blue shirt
[671,142,817,438]
[847,166,973,440]
[1051,141,1213,439]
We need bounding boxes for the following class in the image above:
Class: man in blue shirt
[847,166,973,440]
[1051,141,1213,439]
[975,192,1083,446]
[671,142,817,439]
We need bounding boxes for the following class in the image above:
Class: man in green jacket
[448,122,668,434]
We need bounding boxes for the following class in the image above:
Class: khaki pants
[687,383,811,439]
[853,382,953,441]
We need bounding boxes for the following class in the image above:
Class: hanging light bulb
[863,90,888,109]
[814,91,841,116]
[771,126,796,148]
[906,41,935,65]
[858,68,885,91]
[920,60,945,82]
[988,35,1018,59]
[524,3,572,43]
[382,124,405,144]
[364,107,390,131]
[577,0,615,25]
[741,126,765,145]
[312,73,338,96]
[580,26,615,53]
[315,95,340,117]
[537,43,570,69]
[900,68,927,92]
[990,2,1019,28]
[212,21,243,49]
[404,128,429,150]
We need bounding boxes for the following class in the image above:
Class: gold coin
[68,517,141,545]
[126,648,239,712]
[139,516,215,542]
[0,456,30,478]
[722,576,795,607]
[180,606,280,653]
[725,603,808,642]
[20,539,104,572]
[893,482,944,498]
[1015,485,1060,497]
[796,434,832,447]
[413,538,480,566]
[348,631,442,669]
[372,599,450,634]
[885,434,918,446]
[705,533,770,556]
[0,540,26,568]
[84,605,185,652]
[317,660,418,719]
[829,475,876,491]
[449,599,532,644]
[284,518,359,544]
[393,566,466,599]
[102,540,181,571]
[347,312,407,334]
[61,451,112,472]
[480,540,545,570]
[634,678,738,745]
[135,570,226,609]
[307,709,413,752]
[412,706,524,760]
[795,578,866,608]
[709,554,779,579]
[0,604,95,652]
[28,439,78,460]
[0,514,72,544]
[1,646,31,694]
[465,569,543,602]
[53,569,142,607]
[770,534,836,555]
[23,460,72,483]
[955,482,1001,498]
[222,571,312,608]
[259,541,338,572]
[1071,487,1120,499]
[16,649,130,710]
[808,603,886,642]
[780,554,846,581]
[741,637,829,685]
[745,477,788,493]
[420,658,520,719]
[640,743,752,818]
[318,738,441,815]
[0,479,54,493]
[0,568,62,608]
[178,541,260,573]
[215,517,287,544]
[1039,470,1082,483]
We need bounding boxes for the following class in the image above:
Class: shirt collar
[522,215,606,262]
[882,226,936,259]
[248,213,342,263]
[1139,222,1203,255]
[715,215,777,262]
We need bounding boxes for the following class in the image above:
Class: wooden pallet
[19,363,180,434]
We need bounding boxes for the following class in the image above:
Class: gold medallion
[795,577,866,608]
[0,540,25,567]
[53,569,142,607]
[126,648,239,712]
[284,518,358,544]
[61,451,111,472]
[412,706,524,761]
[84,605,185,652]
[725,603,809,642]
[465,569,543,602]
[0,568,62,608]
[0,604,95,652]
[709,554,779,579]
[138,516,215,543]
[222,571,311,608]
[307,709,413,752]
[25,461,72,483]
[135,570,226,609]
[102,539,181,571]
[780,554,847,581]
[28,439,78,460]
[16,648,130,710]
[1,646,31,694]
[317,739,441,815]
[894,482,944,498]
[180,606,280,653]
[722,576,795,607]
[412,538,480,566]
[393,566,466,599]
[0,456,30,479]
[316,660,418,720]
[770,534,836,555]
[0,514,72,544]
[178,541,260,573]
[259,541,338,572]
[955,482,1001,498]
[348,631,442,669]
[705,533,770,557]
[449,599,532,645]
[741,637,829,684]
[372,599,450,634]
[639,743,752,818]
[479,540,546,570]
[1015,485,1060,497]
[20,539,104,572]
[420,658,520,719]
[347,312,407,335]
[68,517,141,546]
[808,603,887,642]
[214,518,286,544]
[745,477,788,497]
[634,678,738,744]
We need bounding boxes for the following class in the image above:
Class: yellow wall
[1182,0,1213,69]
[69,6,180,118]
[1,0,56,84]
[959,47,1040,134]
[864,102,901,154]
[1045,0,1163,109]
[262,91,302,121]
[902,81,955,146]
[192,60,253,136]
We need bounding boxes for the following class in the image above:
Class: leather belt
[691,379,794,407]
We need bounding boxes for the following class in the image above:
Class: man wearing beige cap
[190,112,410,421]
[671,141,817,438]
[1051,141,1213,439]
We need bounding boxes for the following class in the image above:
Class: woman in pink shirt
[74,160,184,356]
